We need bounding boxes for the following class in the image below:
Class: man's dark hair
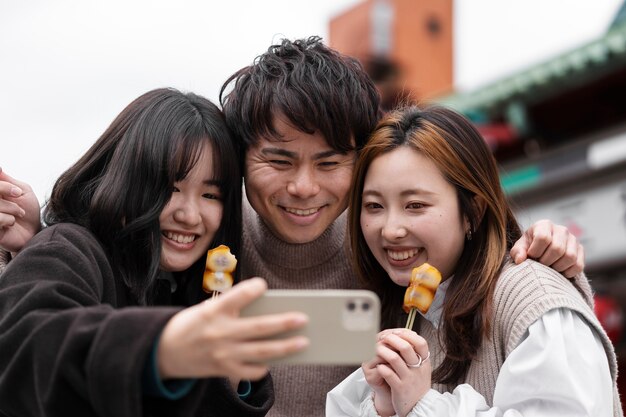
[219,36,381,158]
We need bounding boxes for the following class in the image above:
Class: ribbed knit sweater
[420,259,622,416]
[242,200,361,417]
[0,249,9,275]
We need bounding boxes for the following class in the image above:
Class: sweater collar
[243,199,349,270]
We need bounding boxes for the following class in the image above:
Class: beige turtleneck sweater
[241,200,361,417]
[0,250,9,275]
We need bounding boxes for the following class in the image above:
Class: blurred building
[329,0,453,110]
[445,17,626,402]
[330,0,626,406]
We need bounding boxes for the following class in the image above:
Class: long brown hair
[348,105,522,384]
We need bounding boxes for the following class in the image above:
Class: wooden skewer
[405,308,417,330]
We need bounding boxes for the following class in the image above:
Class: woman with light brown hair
[327,104,621,416]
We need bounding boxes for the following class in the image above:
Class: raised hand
[0,168,41,253]
[511,219,585,278]
[157,277,309,381]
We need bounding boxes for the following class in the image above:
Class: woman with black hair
[0,88,308,417]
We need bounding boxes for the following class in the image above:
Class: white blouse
[326,282,613,417]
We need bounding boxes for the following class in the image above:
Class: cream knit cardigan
[420,260,622,416]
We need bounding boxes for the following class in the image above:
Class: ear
[463,194,487,232]
[472,195,487,225]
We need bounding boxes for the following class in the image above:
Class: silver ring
[406,351,430,368]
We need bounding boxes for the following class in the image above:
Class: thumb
[210,277,267,314]
[510,233,530,264]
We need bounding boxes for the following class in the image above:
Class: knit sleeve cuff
[0,249,11,275]
[237,380,252,399]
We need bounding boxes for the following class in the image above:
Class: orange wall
[329,1,372,60]
[329,0,453,101]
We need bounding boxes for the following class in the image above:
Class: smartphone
[240,289,381,365]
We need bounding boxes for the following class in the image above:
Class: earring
[466,228,473,241]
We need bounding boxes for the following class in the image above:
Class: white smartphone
[240,289,381,365]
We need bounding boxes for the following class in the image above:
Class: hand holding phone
[240,289,381,365]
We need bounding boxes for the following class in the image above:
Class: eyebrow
[362,188,437,198]
[201,179,222,187]
[260,147,350,160]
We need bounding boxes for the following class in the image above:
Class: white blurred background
[0,0,621,204]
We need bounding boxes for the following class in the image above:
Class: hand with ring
[371,328,432,417]
[406,350,431,368]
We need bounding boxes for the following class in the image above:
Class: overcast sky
[1,0,622,203]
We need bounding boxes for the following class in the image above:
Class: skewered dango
[202,245,237,297]
[404,263,442,329]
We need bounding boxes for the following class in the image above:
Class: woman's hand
[0,168,41,254]
[362,332,394,416]
[157,277,309,381]
[376,328,431,417]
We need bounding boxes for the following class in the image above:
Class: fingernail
[10,186,22,197]
[296,337,310,348]
[292,313,309,325]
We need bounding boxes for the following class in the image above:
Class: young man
[1,37,584,417]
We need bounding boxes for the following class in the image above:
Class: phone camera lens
[347,301,356,311]
[361,302,370,311]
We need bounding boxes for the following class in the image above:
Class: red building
[329,0,453,109]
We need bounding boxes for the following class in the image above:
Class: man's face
[244,116,355,244]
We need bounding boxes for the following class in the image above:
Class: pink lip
[383,245,416,251]
[387,256,416,268]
